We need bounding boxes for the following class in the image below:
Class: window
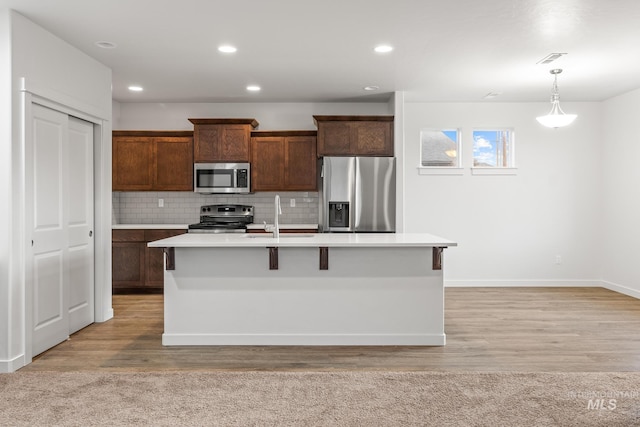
[472,129,514,168]
[420,129,460,167]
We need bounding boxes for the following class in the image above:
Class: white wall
[0,10,112,372]
[403,101,603,286]
[0,8,12,370]
[601,89,640,298]
[114,102,393,130]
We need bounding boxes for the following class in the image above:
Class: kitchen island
[148,233,457,346]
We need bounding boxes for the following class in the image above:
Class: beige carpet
[1,371,639,426]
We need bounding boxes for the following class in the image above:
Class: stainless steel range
[188,204,254,233]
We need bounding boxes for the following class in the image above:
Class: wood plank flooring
[21,287,640,372]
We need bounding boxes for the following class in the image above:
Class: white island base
[156,234,452,346]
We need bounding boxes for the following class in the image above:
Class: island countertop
[147,232,457,248]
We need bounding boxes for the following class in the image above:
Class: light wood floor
[21,287,640,372]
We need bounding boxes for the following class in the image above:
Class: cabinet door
[352,121,394,156]
[113,136,153,190]
[285,136,317,190]
[146,247,166,288]
[194,124,252,162]
[219,125,251,161]
[112,242,146,291]
[145,230,186,289]
[153,136,193,191]
[112,230,145,293]
[251,136,285,191]
[193,125,220,162]
[317,122,351,156]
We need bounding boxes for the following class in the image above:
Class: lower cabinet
[112,229,186,294]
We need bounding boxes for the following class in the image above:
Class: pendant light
[536,69,577,128]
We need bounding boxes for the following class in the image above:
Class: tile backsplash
[112,191,319,225]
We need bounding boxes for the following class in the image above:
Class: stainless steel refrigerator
[319,157,396,232]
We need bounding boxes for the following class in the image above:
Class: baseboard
[444,279,640,300]
[162,333,446,346]
[601,281,640,299]
[0,354,25,373]
[445,279,602,288]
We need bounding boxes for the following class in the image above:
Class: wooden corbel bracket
[319,247,329,270]
[432,247,446,270]
[163,247,175,270]
[268,247,278,270]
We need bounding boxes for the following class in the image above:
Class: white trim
[0,354,26,374]
[394,91,406,233]
[471,167,518,176]
[163,333,446,346]
[20,78,109,121]
[601,281,640,299]
[418,167,465,176]
[21,91,32,365]
[445,279,602,287]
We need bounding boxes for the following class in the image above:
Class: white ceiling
[3,0,640,103]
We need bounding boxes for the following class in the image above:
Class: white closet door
[29,105,95,356]
[67,116,94,334]
[30,104,70,356]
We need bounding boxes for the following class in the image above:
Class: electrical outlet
[158,198,164,208]
[555,255,562,265]
[290,198,296,207]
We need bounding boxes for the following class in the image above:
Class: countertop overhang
[147,232,457,248]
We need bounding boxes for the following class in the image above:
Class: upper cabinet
[113,131,193,191]
[251,131,317,191]
[189,118,259,162]
[313,115,394,156]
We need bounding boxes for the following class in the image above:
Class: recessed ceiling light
[128,85,143,92]
[483,92,502,99]
[246,85,261,92]
[363,86,380,91]
[218,45,237,53]
[536,53,567,64]
[95,41,117,49]
[374,45,393,53]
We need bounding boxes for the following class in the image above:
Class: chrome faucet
[274,194,282,238]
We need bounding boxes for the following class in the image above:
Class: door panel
[29,105,95,356]
[354,157,396,232]
[33,251,66,353]
[31,104,69,356]
[67,117,94,334]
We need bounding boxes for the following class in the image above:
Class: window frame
[471,128,517,174]
[418,128,463,175]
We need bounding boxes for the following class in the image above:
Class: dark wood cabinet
[112,228,186,294]
[189,118,258,162]
[313,115,394,156]
[251,131,317,191]
[112,136,154,190]
[112,230,146,293]
[113,131,193,191]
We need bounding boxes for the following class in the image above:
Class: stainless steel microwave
[194,163,251,194]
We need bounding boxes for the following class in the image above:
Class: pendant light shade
[536,69,577,128]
